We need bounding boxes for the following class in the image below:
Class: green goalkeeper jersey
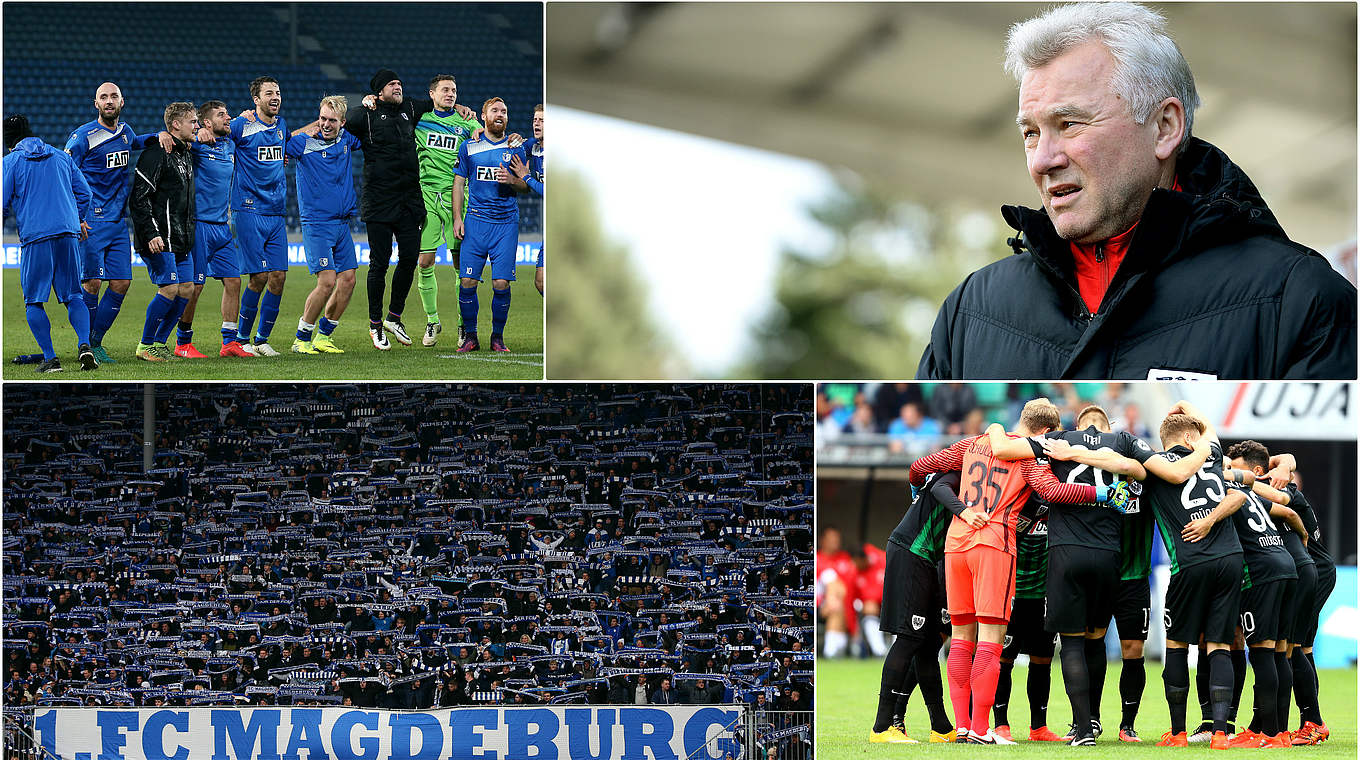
[415,108,482,191]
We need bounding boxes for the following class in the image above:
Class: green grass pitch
[4,265,543,380]
[818,656,1355,758]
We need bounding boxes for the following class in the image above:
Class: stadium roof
[548,2,1357,249]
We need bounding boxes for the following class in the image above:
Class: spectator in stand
[928,383,978,433]
[886,402,941,455]
[873,383,926,428]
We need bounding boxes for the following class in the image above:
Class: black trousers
[365,208,422,324]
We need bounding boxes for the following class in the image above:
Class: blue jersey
[455,136,526,223]
[64,120,150,223]
[285,131,360,223]
[191,140,235,224]
[525,138,545,197]
[228,114,288,216]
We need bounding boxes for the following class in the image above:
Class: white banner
[34,706,743,760]
[1177,382,1354,441]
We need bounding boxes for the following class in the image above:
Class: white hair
[1004,2,1199,151]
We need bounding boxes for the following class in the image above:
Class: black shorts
[1296,561,1336,648]
[881,543,944,639]
[1044,545,1119,635]
[1164,555,1243,645]
[1003,596,1056,660]
[1240,578,1294,645]
[1113,577,1152,641]
[1278,563,1317,645]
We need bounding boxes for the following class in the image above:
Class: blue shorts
[301,220,358,274]
[79,219,132,281]
[537,246,544,268]
[235,212,287,273]
[145,250,193,286]
[21,234,84,304]
[461,215,518,282]
[192,220,241,281]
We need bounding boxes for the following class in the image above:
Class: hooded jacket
[130,136,195,258]
[917,138,1356,380]
[1,137,91,245]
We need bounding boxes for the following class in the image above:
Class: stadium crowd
[2,384,814,715]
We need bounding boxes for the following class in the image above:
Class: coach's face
[1018,40,1176,244]
[94,83,124,123]
[380,79,403,104]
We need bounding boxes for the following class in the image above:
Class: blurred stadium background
[816,380,1357,668]
[2,383,813,760]
[3,2,543,243]
[545,2,1357,379]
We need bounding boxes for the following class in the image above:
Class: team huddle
[3,70,544,370]
[868,398,1334,748]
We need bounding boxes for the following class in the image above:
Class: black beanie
[4,114,34,152]
[370,69,400,95]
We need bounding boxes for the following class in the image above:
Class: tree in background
[546,170,681,379]
[743,177,997,379]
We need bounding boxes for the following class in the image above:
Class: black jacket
[344,97,432,223]
[130,137,195,259]
[917,138,1356,379]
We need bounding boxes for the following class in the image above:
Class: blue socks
[25,304,55,359]
[221,321,237,346]
[176,321,193,347]
[238,286,262,341]
[154,297,189,345]
[491,287,511,337]
[83,290,98,331]
[65,300,91,347]
[91,288,125,345]
[318,317,338,336]
[257,289,281,342]
[143,293,176,345]
[459,285,479,337]
[297,318,315,342]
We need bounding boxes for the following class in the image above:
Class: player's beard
[98,104,122,127]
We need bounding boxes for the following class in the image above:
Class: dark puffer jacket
[917,138,1356,379]
[130,137,195,259]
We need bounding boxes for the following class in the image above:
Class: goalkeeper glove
[1095,479,1134,513]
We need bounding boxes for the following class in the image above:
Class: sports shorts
[1239,577,1294,645]
[1164,554,1244,646]
[235,212,287,273]
[80,219,132,281]
[144,250,193,287]
[460,214,518,282]
[1113,576,1153,641]
[301,220,358,275]
[421,185,464,255]
[21,234,83,304]
[1003,596,1056,660]
[881,543,944,639]
[1044,545,1119,635]
[945,544,1016,622]
[1276,562,1315,645]
[1296,561,1335,648]
[192,220,241,280]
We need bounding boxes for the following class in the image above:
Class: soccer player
[452,97,528,353]
[3,114,97,372]
[129,102,197,361]
[65,82,173,364]
[285,96,362,354]
[1137,402,1246,749]
[870,471,965,744]
[184,100,252,358]
[221,76,289,356]
[1227,442,1330,745]
[507,103,544,296]
[908,398,1121,745]
[413,75,482,346]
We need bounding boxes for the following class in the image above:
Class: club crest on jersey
[426,133,460,151]
[912,615,925,631]
[401,113,409,121]
[258,145,283,162]
[1003,634,1013,648]
[106,151,129,169]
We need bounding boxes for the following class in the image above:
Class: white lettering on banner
[36,706,744,760]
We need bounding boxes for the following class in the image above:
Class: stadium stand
[2,3,543,234]
[2,384,813,714]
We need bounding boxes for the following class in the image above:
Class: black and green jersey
[1119,481,1154,580]
[1142,441,1243,575]
[888,471,958,564]
[1226,481,1296,590]
[1015,496,1049,599]
[1035,427,1156,552]
[1287,484,1334,573]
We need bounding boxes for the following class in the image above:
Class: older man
[917,2,1355,380]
